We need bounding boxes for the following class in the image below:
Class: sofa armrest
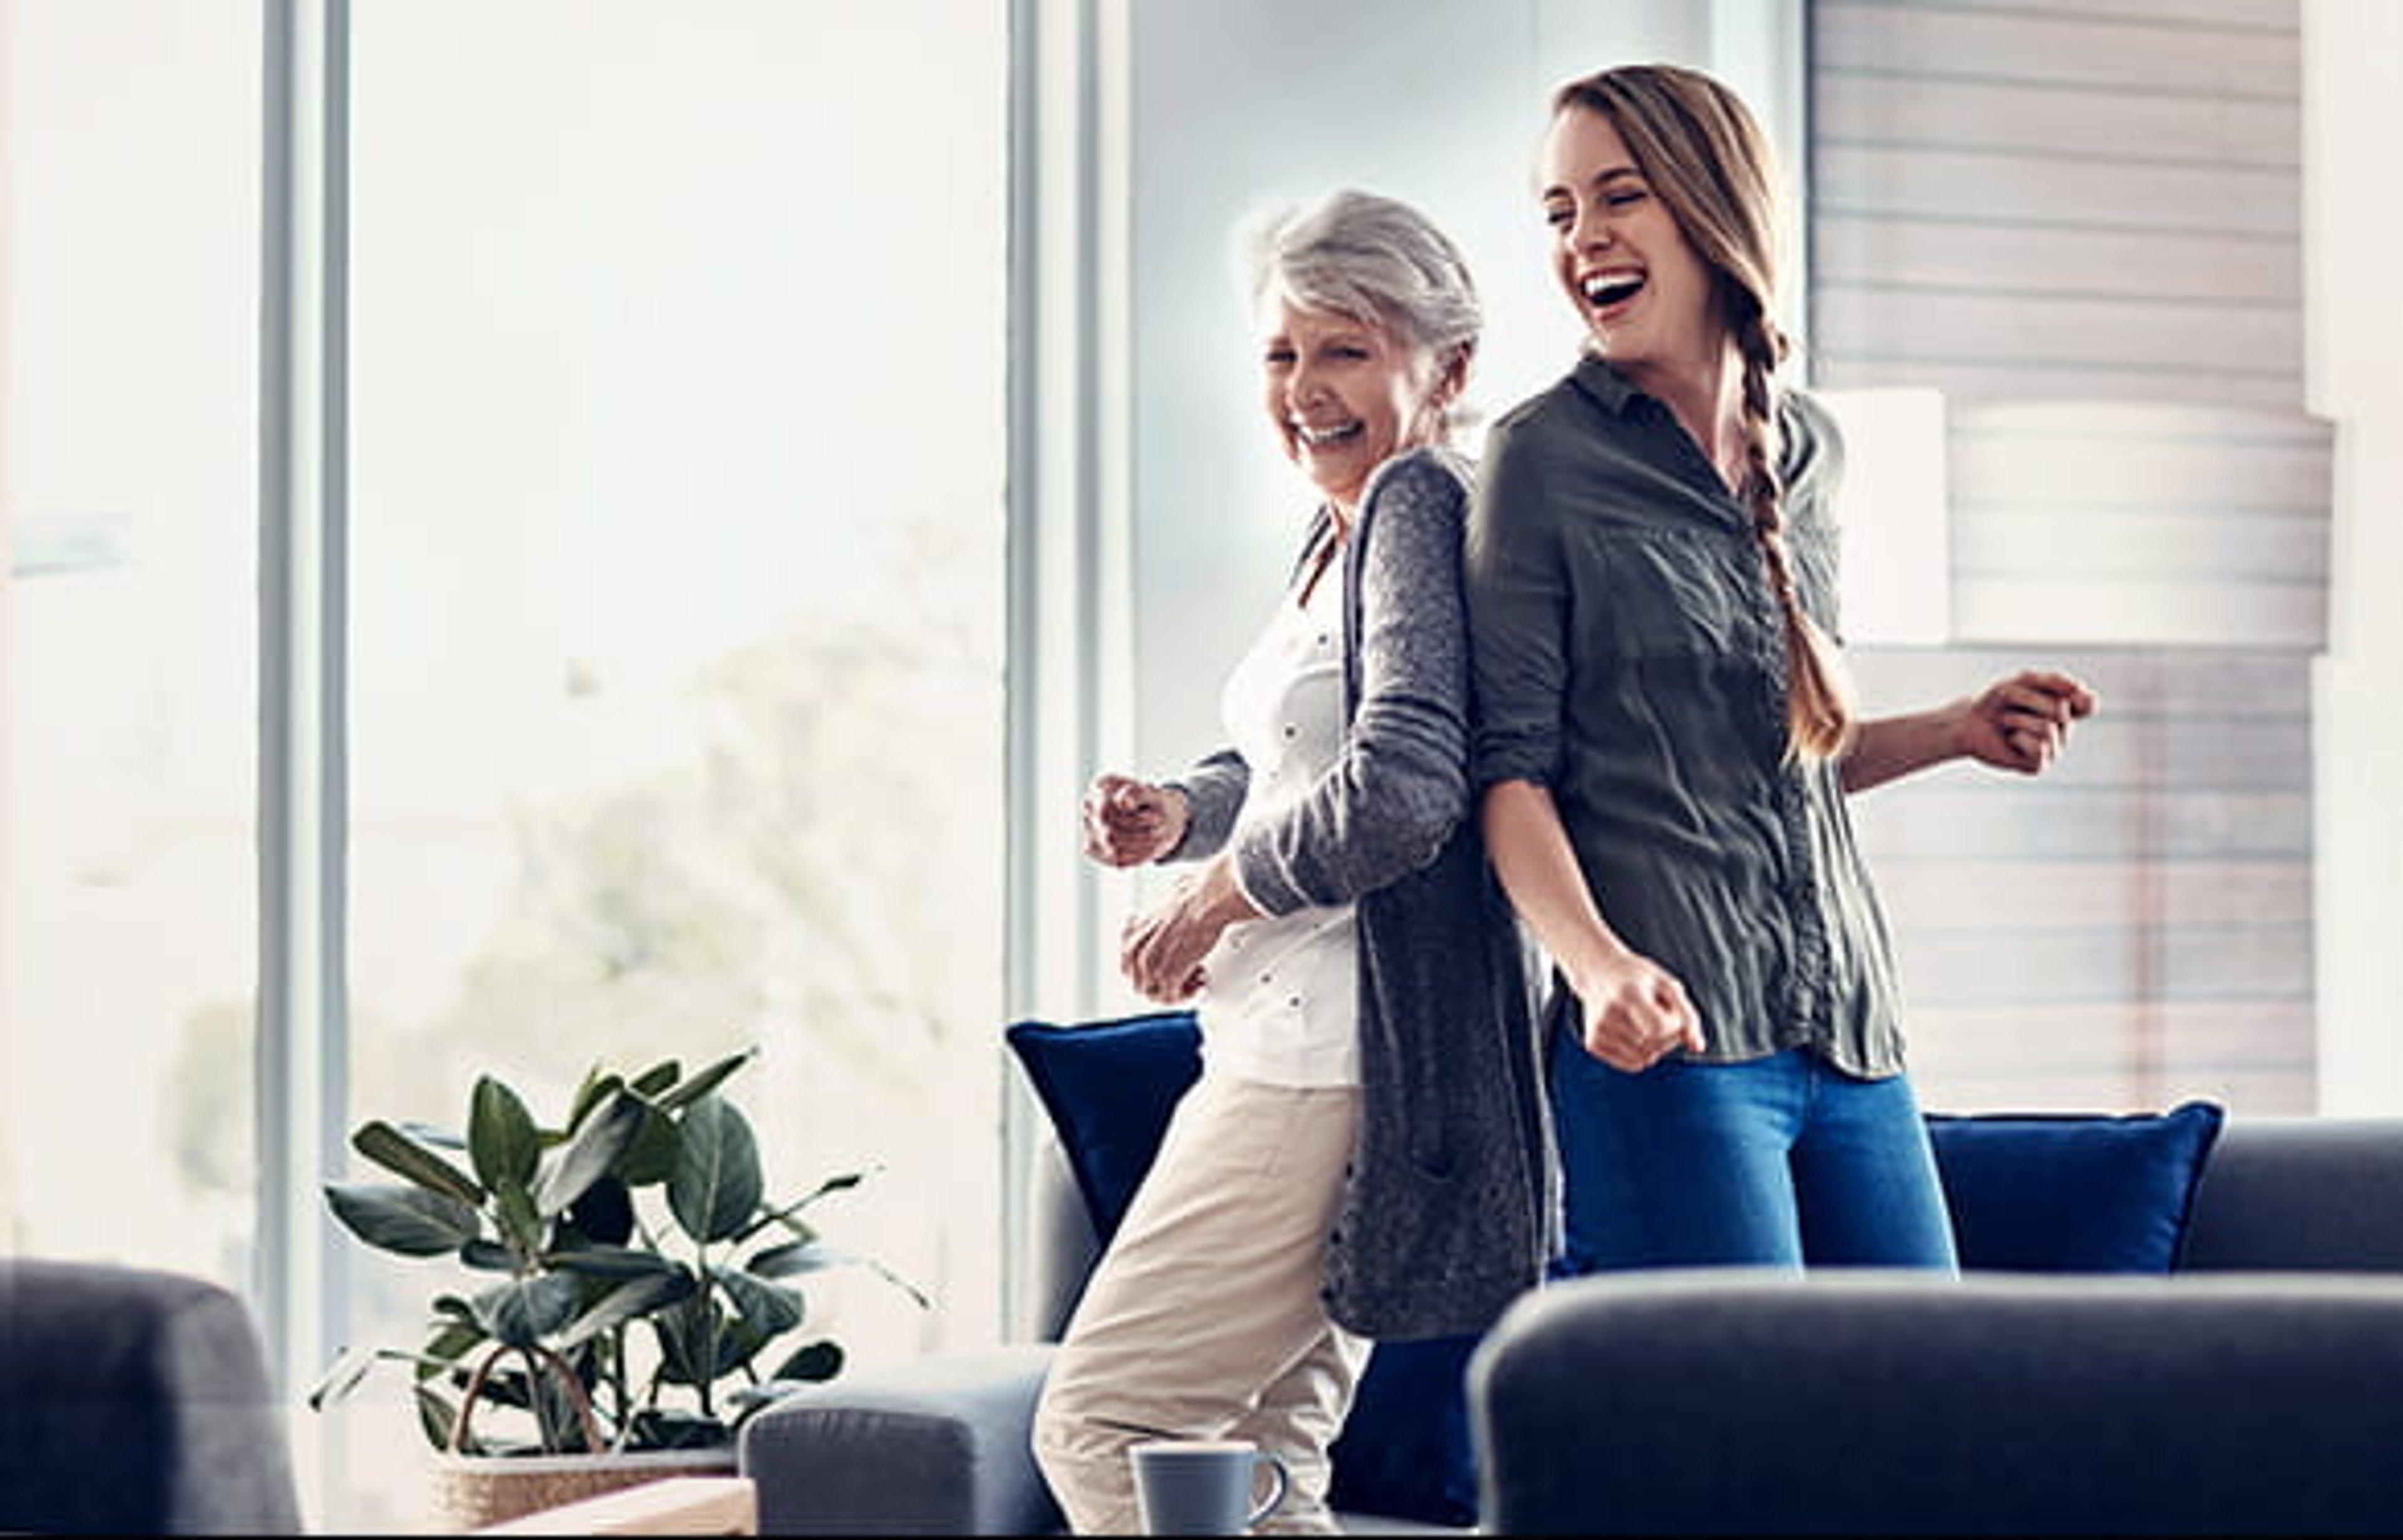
[0,1258,304,1536]
[1471,1268,2403,1536]
[737,1343,1058,1536]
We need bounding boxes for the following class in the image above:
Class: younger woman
[1467,64,2097,1274]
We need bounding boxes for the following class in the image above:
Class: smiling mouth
[1295,421,1365,448]
[1581,272,1645,309]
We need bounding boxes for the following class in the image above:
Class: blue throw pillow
[1926,1100,2226,1273]
[1004,1012,1479,1529]
[1005,1011,1202,1243]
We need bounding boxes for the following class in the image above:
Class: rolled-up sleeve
[1464,414,1569,792]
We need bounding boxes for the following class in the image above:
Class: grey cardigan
[1166,446,1559,1341]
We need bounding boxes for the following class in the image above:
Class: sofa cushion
[1926,1100,2226,1273]
[1005,1012,1477,1529]
[1006,1011,1202,1243]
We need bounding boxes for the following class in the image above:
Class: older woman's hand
[1081,773,1190,867]
[1118,854,1262,1002]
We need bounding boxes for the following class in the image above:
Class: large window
[330,1,1009,1524]
[5,2,1009,1529]
[1,0,263,1288]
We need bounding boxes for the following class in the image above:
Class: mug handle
[1246,1451,1292,1529]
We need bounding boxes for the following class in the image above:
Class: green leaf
[653,1046,757,1112]
[798,1171,866,1203]
[617,1103,683,1188]
[712,1317,770,1378]
[628,1059,681,1098]
[533,1087,647,1218]
[628,1407,733,1451]
[558,1270,695,1350]
[459,1238,516,1272]
[472,1273,584,1350]
[651,1293,719,1388]
[325,1182,481,1257]
[772,1339,844,1382]
[468,1364,534,1409]
[566,1067,624,1132]
[546,1243,680,1281]
[419,1318,486,1381]
[669,1095,763,1243]
[350,1120,484,1206]
[713,1265,804,1338]
[492,1176,545,1255]
[530,1354,598,1452]
[413,1384,465,1454]
[468,1076,543,1193]
[307,1344,382,1410]
[747,1238,932,1310]
[737,1170,864,1245]
[746,1238,835,1278]
[558,1175,636,1248]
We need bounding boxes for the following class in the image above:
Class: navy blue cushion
[1004,1012,1477,1528]
[1926,1100,2226,1273]
[1005,1011,1202,1243]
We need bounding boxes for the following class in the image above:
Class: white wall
[2305,0,2403,1111]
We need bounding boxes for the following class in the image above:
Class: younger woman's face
[1257,299,1446,514]
[1538,104,1720,372]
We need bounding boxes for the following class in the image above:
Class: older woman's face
[1257,300,1444,515]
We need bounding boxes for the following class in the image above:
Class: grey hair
[1240,187,1482,387]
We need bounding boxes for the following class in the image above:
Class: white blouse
[1195,557,1360,1088]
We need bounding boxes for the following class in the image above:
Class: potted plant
[310,1046,925,1528]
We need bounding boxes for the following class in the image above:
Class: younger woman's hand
[1081,774,1190,867]
[1957,670,2098,776]
[1564,947,1707,1072]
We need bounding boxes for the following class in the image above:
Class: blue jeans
[1549,1026,1958,1274]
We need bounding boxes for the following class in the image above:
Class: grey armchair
[0,1257,305,1535]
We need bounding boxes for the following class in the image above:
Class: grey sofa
[739,1116,2403,1535]
[1473,1115,2403,1536]
[0,1257,305,1535]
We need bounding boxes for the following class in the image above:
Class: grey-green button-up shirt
[1463,354,1906,1079]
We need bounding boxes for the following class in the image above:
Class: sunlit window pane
[1,0,261,1283]
[334,3,1008,1525]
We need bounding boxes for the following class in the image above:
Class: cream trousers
[1031,1071,1370,1535]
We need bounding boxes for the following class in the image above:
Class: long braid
[1733,305,1853,761]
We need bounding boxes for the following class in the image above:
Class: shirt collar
[1568,350,1648,419]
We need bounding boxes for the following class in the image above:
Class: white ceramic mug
[1128,1437,1291,1534]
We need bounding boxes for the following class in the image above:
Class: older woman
[1032,188,1552,1535]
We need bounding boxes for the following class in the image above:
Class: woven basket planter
[427,1446,739,1531]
